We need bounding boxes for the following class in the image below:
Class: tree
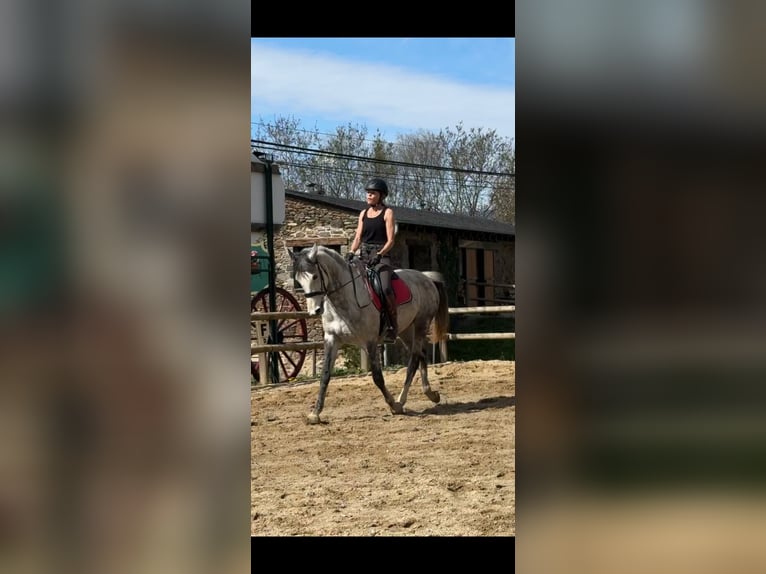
[489,149,515,224]
[393,130,449,211]
[322,123,374,199]
[252,115,515,220]
[394,123,514,217]
[251,115,321,191]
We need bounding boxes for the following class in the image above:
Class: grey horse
[289,244,449,424]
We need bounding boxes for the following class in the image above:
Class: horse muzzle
[309,305,323,316]
[305,299,324,316]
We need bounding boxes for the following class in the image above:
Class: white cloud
[251,44,515,140]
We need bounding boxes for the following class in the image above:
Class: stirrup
[383,327,397,343]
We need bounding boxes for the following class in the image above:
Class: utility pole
[262,155,280,385]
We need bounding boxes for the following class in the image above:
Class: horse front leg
[366,342,402,415]
[307,338,339,425]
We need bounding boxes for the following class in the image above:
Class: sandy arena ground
[251,359,515,536]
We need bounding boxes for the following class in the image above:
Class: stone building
[251,186,515,365]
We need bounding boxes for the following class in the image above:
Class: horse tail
[423,271,449,343]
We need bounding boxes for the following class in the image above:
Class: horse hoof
[390,402,404,415]
[426,390,441,404]
[306,413,321,425]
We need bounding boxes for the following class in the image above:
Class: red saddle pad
[366,275,412,311]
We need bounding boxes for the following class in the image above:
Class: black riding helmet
[364,177,389,199]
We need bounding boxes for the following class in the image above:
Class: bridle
[302,258,370,309]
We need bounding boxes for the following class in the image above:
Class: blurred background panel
[517,2,766,573]
[0,1,250,573]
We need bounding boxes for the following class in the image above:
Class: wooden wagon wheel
[251,287,309,383]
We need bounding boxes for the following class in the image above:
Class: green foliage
[448,338,515,362]
[335,345,405,376]
[338,344,363,374]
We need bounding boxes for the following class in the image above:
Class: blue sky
[251,38,515,142]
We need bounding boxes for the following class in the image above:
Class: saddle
[364,266,412,311]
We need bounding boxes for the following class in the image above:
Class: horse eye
[312,274,317,279]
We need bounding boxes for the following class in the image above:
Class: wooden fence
[437,305,515,362]
[251,304,515,382]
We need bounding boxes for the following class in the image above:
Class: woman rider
[347,177,398,342]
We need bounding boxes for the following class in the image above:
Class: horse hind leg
[366,342,403,415]
[420,352,440,403]
[396,324,438,408]
[396,344,421,407]
[394,340,440,407]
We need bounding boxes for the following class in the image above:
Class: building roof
[285,189,515,237]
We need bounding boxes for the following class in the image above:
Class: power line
[251,118,516,155]
[273,160,509,192]
[251,139,515,177]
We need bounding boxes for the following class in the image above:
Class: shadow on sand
[410,395,515,416]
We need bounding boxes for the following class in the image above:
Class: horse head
[288,244,324,315]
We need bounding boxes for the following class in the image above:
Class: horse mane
[294,244,345,272]
[317,245,345,265]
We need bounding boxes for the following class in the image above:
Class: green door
[250,245,270,293]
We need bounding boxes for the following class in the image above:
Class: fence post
[254,320,268,385]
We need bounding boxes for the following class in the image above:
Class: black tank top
[361,206,388,244]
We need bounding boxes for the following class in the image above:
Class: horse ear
[307,243,319,262]
[285,245,295,262]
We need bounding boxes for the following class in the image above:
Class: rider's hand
[345,251,355,263]
[370,254,381,267]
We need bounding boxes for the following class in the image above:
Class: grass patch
[448,338,515,361]
[332,366,360,377]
